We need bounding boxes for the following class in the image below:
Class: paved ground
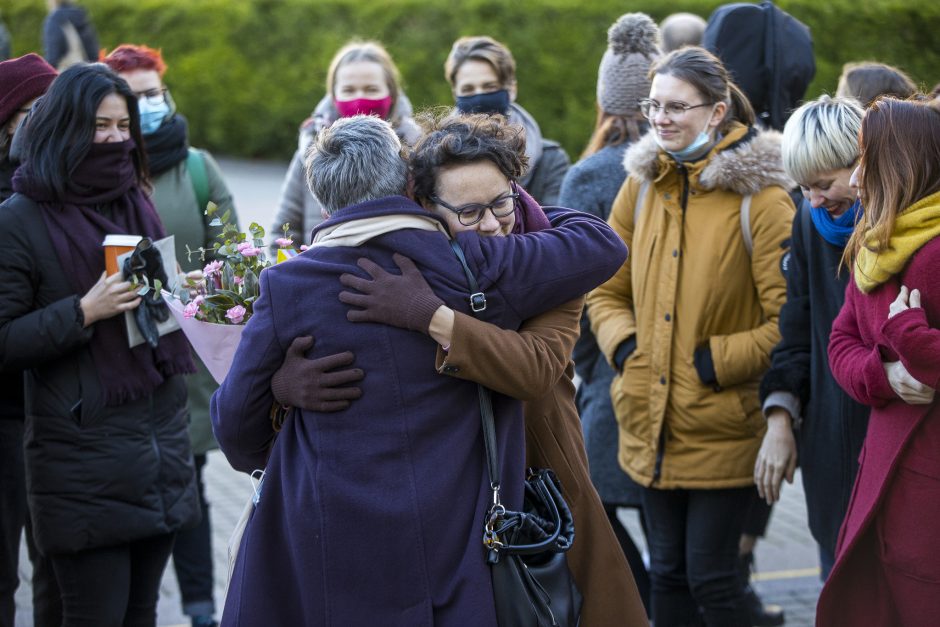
[12,156,824,626]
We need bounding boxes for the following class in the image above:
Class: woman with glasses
[269,111,648,625]
[271,40,420,247]
[587,47,794,627]
[102,44,239,627]
[214,113,628,625]
[0,63,199,627]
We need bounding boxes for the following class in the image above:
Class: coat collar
[623,122,794,195]
[309,195,449,239]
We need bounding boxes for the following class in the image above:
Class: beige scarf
[311,214,450,248]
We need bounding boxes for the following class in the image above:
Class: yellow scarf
[855,190,940,292]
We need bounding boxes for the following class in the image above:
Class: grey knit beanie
[597,13,661,115]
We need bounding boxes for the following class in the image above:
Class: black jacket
[42,4,99,68]
[0,148,24,421]
[0,193,198,554]
[759,201,869,555]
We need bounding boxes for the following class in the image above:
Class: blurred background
[1,0,937,163]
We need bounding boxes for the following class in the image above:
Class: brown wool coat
[436,297,649,627]
[588,124,794,489]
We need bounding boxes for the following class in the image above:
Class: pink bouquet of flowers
[164,206,296,383]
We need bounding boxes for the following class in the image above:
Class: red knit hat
[0,53,58,126]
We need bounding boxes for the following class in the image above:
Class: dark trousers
[819,544,835,581]
[742,487,773,538]
[643,486,752,627]
[24,515,61,627]
[50,533,175,627]
[604,504,651,615]
[0,420,61,627]
[172,453,215,617]
[0,420,26,627]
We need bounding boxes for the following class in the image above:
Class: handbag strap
[448,239,502,505]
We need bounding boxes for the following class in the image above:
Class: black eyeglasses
[638,99,714,119]
[430,191,519,226]
[135,87,168,106]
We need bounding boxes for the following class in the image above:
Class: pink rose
[241,246,261,257]
[183,295,205,320]
[236,242,252,253]
[275,237,293,249]
[234,275,244,285]
[203,260,223,277]
[225,305,247,325]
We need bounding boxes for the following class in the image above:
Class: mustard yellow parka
[587,124,794,489]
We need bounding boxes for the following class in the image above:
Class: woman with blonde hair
[587,46,794,626]
[754,95,869,582]
[271,40,420,246]
[819,97,940,627]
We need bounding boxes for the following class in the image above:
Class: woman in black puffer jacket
[0,63,198,627]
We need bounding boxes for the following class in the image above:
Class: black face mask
[455,89,511,115]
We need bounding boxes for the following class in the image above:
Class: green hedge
[2,0,938,160]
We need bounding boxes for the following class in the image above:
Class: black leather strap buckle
[470,291,487,312]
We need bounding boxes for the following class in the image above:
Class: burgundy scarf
[13,139,194,406]
[511,182,552,234]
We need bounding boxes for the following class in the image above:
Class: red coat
[819,237,940,626]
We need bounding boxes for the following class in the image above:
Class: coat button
[660,376,667,385]
[672,249,678,258]
[665,313,671,322]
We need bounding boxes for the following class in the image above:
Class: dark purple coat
[211,196,627,626]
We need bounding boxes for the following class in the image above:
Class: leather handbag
[450,240,583,627]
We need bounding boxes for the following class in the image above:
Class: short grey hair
[781,95,864,186]
[304,115,408,215]
[660,13,706,52]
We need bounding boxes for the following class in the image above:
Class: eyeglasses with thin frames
[135,87,168,107]
[430,190,519,226]
[638,99,714,120]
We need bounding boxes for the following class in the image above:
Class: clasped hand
[884,285,934,404]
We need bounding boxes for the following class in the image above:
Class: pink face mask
[334,96,393,119]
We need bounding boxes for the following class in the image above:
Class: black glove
[123,238,170,348]
[271,337,364,412]
[613,336,637,373]
[694,343,721,391]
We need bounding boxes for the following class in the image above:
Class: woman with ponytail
[819,97,940,627]
[587,47,794,626]
[0,63,199,626]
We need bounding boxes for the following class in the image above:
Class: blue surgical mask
[455,90,511,115]
[657,105,717,161]
[138,98,170,135]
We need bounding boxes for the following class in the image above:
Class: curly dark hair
[410,111,528,204]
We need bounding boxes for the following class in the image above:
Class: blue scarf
[810,199,862,248]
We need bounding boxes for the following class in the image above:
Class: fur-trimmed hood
[623,123,793,195]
